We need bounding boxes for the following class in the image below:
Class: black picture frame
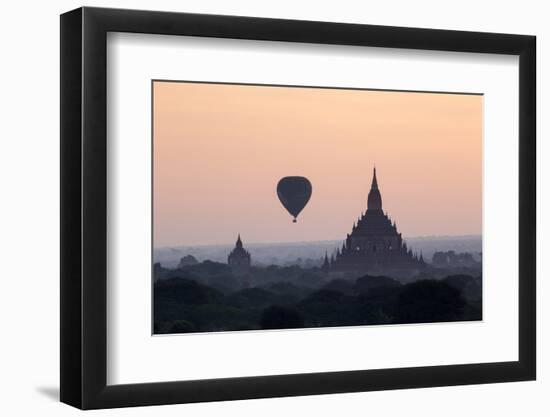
[60,6,536,410]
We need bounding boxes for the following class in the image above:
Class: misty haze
[154,235,482,269]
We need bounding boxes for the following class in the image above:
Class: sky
[153,81,482,247]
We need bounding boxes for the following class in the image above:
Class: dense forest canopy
[154,260,481,334]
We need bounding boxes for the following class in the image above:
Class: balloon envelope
[276,176,312,222]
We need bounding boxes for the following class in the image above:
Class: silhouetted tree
[155,278,223,305]
[432,251,450,266]
[354,275,401,294]
[298,290,358,327]
[260,305,304,329]
[395,279,466,323]
[226,288,278,309]
[264,281,312,301]
[323,279,355,294]
[206,274,240,293]
[443,274,482,301]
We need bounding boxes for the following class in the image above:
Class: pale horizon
[154,81,482,247]
[154,233,482,250]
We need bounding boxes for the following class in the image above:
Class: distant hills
[154,235,482,268]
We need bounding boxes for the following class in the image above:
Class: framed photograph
[60,6,536,409]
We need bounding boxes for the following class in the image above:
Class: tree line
[154,273,481,334]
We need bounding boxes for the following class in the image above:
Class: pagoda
[329,167,425,275]
[227,234,252,277]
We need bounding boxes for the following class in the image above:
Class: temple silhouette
[228,234,252,286]
[325,167,425,275]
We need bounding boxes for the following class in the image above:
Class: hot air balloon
[276,176,312,223]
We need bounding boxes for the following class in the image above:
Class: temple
[227,234,252,277]
[329,167,425,275]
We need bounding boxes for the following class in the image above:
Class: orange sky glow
[153,81,482,247]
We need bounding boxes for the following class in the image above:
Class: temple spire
[322,252,330,273]
[236,234,243,248]
[371,166,378,190]
[367,165,383,211]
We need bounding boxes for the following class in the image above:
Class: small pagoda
[227,234,252,277]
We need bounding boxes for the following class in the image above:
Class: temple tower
[330,167,425,275]
[367,167,382,211]
[228,234,252,276]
